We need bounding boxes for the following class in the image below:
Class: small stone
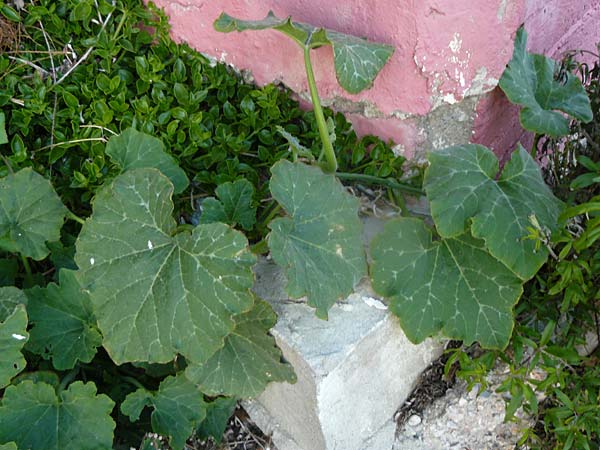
[408,415,422,427]
[458,398,468,407]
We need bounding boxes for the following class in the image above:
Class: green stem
[20,254,33,285]
[122,376,146,391]
[260,203,282,228]
[390,189,409,217]
[66,210,86,225]
[250,239,269,255]
[336,172,424,196]
[57,367,79,394]
[111,10,128,43]
[303,45,337,173]
[531,133,541,159]
[170,224,195,236]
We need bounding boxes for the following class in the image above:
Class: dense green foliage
[448,44,600,450]
[0,1,596,448]
[0,0,410,232]
[0,1,409,447]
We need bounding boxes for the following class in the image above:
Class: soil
[394,340,462,430]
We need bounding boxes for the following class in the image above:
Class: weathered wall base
[251,257,444,450]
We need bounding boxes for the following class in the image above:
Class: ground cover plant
[0,2,596,450]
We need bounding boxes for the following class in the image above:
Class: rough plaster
[152,0,599,161]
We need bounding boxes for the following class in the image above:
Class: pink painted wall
[473,0,600,162]
[153,0,599,161]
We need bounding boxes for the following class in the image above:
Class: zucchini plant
[0,5,593,448]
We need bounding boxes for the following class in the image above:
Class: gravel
[394,366,532,450]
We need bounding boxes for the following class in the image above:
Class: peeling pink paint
[345,114,422,159]
[152,0,522,116]
[412,1,523,107]
[153,0,599,160]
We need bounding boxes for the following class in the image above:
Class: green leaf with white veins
[0,381,115,450]
[0,286,26,320]
[121,374,207,450]
[26,269,102,370]
[75,168,256,365]
[0,303,28,388]
[200,179,257,230]
[425,144,562,280]
[267,161,366,318]
[499,28,592,136]
[0,168,67,260]
[214,11,394,94]
[185,298,296,398]
[106,128,189,194]
[370,218,523,349]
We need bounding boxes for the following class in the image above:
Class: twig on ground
[54,9,113,86]
[7,55,49,75]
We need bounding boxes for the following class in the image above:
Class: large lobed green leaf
[199,179,257,230]
[370,218,523,349]
[425,144,561,280]
[121,374,207,450]
[196,397,238,444]
[185,299,296,398]
[267,161,366,318]
[214,11,394,94]
[0,381,115,450]
[106,128,189,194]
[75,168,256,364]
[0,288,28,388]
[0,168,67,260]
[0,286,26,320]
[499,28,592,136]
[26,269,102,370]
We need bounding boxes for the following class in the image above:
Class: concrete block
[248,254,444,450]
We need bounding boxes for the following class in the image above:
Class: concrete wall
[153,0,600,162]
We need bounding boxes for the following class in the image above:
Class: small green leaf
[505,383,524,420]
[370,218,523,349]
[10,134,26,161]
[75,169,256,364]
[499,28,592,136]
[0,111,8,145]
[196,397,237,444]
[173,83,189,106]
[70,1,92,21]
[0,381,115,450]
[539,320,556,346]
[106,128,189,194]
[267,161,366,318]
[0,168,67,260]
[25,269,102,370]
[214,11,394,94]
[200,179,257,230]
[185,299,296,398]
[121,374,207,450]
[425,144,562,280]
[0,5,21,22]
[0,303,28,388]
